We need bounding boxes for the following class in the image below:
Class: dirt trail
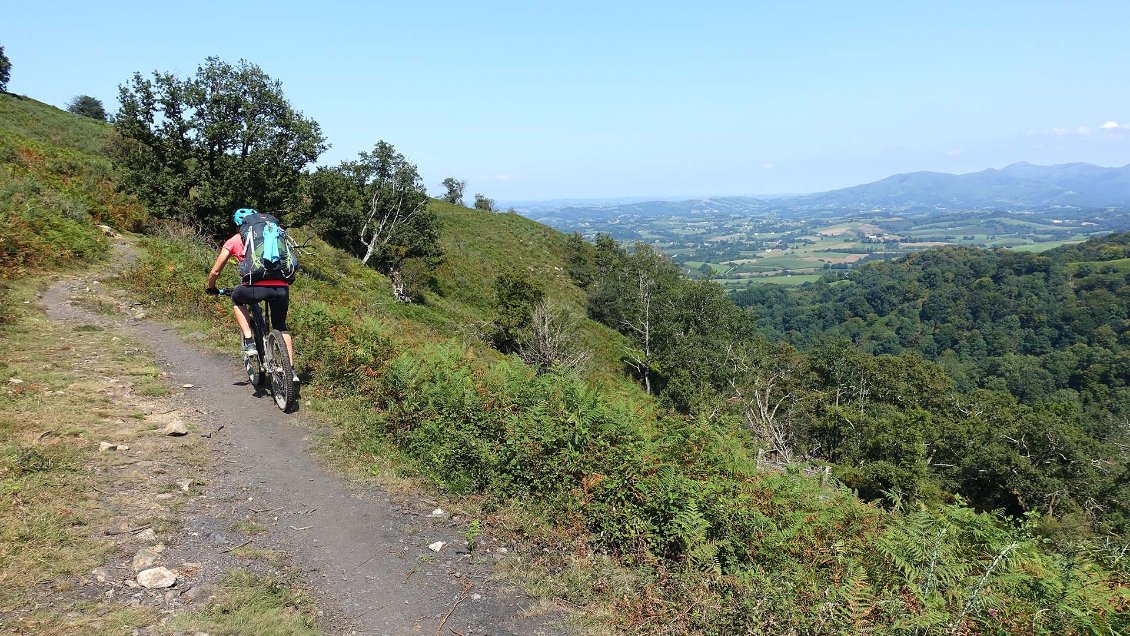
[41,245,566,635]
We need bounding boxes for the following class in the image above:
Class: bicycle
[210,288,297,412]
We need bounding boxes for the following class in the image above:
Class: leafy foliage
[297,141,439,282]
[111,57,326,234]
[726,236,1130,533]
[490,271,544,351]
[440,177,465,205]
[579,231,1128,537]
[0,46,10,92]
[66,95,107,121]
[473,192,494,211]
[374,346,1126,635]
[564,231,596,288]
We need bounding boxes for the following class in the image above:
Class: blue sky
[5,1,1130,201]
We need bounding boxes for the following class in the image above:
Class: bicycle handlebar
[207,287,231,296]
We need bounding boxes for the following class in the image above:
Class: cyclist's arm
[206,248,233,290]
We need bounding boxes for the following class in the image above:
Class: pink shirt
[222,234,245,260]
[224,234,288,287]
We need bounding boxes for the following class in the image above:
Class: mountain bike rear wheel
[266,330,296,412]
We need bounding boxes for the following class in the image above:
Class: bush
[369,341,1127,634]
[289,301,395,395]
[66,95,107,121]
[0,196,106,278]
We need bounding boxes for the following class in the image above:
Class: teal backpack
[237,213,298,284]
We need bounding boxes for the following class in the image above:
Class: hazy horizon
[501,159,1130,207]
[6,1,1130,200]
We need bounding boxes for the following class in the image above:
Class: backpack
[237,213,299,284]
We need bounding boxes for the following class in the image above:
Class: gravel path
[42,243,567,636]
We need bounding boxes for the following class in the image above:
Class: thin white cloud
[946,148,963,157]
[1037,121,1130,137]
[761,163,775,170]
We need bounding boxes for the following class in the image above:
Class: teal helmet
[232,208,257,226]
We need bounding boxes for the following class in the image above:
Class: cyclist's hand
[205,287,220,296]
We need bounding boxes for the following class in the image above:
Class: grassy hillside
[8,92,1127,635]
[0,93,111,155]
[0,94,145,282]
[411,202,637,393]
[0,97,322,633]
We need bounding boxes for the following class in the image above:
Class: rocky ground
[3,239,568,635]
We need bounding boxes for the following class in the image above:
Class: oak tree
[112,57,326,234]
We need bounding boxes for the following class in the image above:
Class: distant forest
[731,233,1129,531]
[569,232,1129,538]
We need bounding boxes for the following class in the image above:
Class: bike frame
[215,288,296,412]
[247,301,269,364]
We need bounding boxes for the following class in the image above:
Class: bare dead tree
[726,343,805,465]
[623,266,657,393]
[358,186,428,302]
[517,300,591,374]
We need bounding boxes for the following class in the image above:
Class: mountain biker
[205,208,297,380]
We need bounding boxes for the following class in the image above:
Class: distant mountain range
[796,162,1130,209]
[520,163,1130,222]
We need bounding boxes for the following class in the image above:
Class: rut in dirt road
[44,275,567,636]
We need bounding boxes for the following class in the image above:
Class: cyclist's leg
[263,287,296,370]
[229,287,257,349]
[232,305,253,338]
[262,286,293,359]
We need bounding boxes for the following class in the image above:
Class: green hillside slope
[414,202,635,391]
[0,94,144,281]
[0,93,110,155]
[7,91,1127,635]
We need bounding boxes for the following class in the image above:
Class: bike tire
[245,323,266,388]
[266,330,296,412]
[250,306,267,388]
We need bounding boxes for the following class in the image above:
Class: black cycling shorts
[230,285,289,332]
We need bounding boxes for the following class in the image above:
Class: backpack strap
[241,228,256,285]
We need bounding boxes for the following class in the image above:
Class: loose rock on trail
[41,241,566,636]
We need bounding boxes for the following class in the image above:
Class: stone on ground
[137,566,177,589]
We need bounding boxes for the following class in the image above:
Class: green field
[540,190,1127,295]
[720,273,824,287]
[1009,239,1086,252]
[1065,257,1130,273]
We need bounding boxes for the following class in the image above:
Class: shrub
[0,46,10,92]
[66,95,107,121]
[370,341,1127,634]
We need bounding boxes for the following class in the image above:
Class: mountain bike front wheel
[247,303,267,389]
[266,330,296,412]
[244,353,262,387]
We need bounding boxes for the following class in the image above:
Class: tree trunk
[360,239,376,267]
[390,268,411,303]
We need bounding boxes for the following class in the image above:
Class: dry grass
[0,274,322,635]
[0,278,167,631]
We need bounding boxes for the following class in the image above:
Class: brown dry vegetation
[0,274,318,635]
